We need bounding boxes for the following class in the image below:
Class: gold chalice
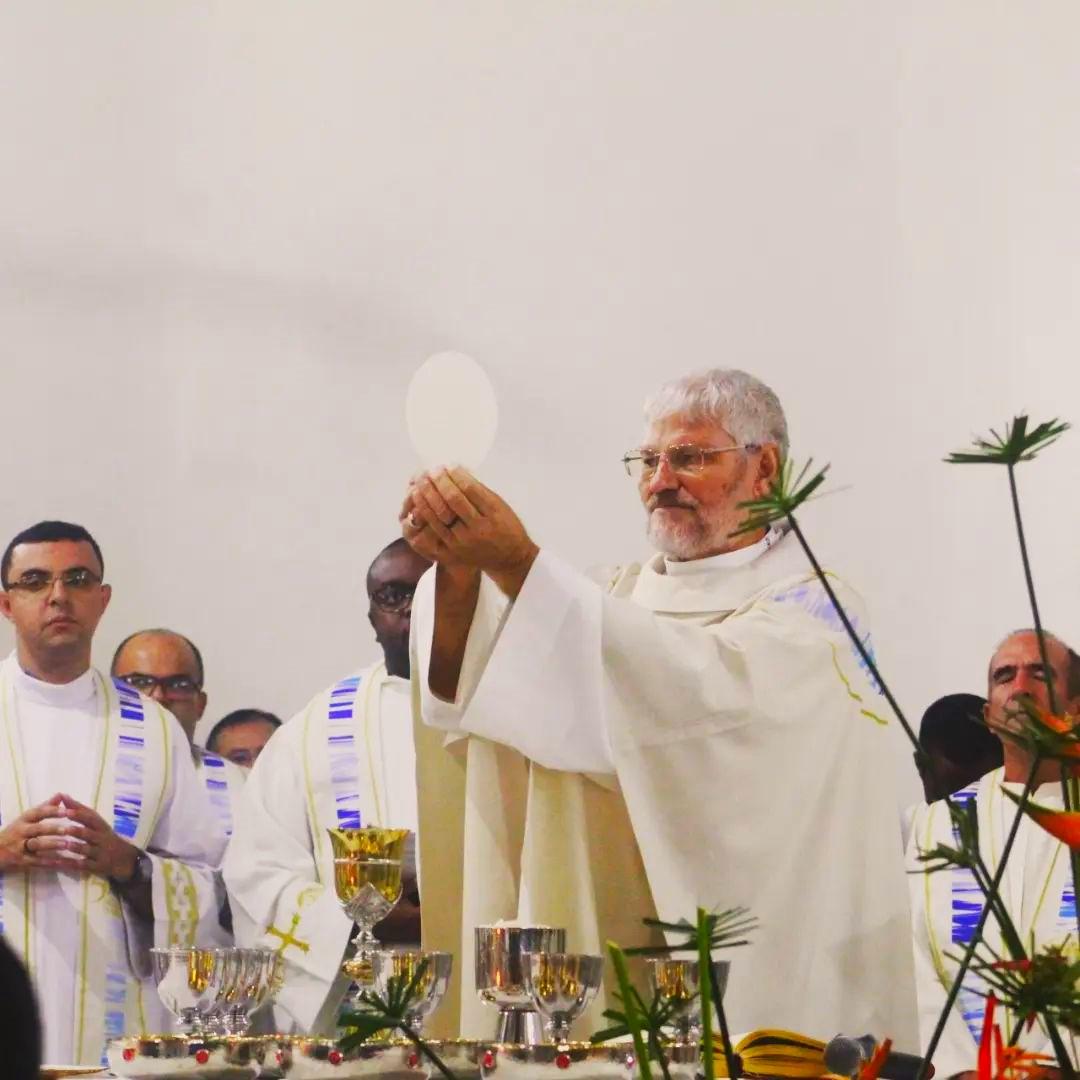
[328,827,411,983]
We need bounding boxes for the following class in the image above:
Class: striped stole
[326,674,365,828]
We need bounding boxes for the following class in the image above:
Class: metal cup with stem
[370,950,453,1033]
[328,827,410,986]
[646,958,730,1046]
[150,946,222,1035]
[474,925,567,1045]
[523,952,604,1047]
[222,948,282,1035]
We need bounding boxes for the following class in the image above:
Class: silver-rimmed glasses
[621,444,759,479]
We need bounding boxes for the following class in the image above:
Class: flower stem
[786,515,920,751]
[1007,464,1080,939]
[401,1024,458,1080]
[609,942,654,1080]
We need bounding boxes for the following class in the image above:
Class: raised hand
[402,467,539,597]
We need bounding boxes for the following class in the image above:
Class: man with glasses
[224,538,431,1033]
[401,368,916,1044]
[111,629,245,836]
[0,520,227,1065]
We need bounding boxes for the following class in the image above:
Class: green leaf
[946,416,1069,467]
[731,458,830,537]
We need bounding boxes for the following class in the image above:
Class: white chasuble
[908,769,1078,1078]
[0,657,227,1065]
[412,533,918,1046]
[224,660,419,1034]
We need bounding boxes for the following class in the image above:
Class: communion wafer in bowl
[106,1035,268,1079]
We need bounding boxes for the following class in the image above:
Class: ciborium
[475,925,567,1045]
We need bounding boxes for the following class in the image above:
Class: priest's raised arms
[401,368,918,1045]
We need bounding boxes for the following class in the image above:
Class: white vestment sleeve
[223,719,353,1033]
[412,552,613,772]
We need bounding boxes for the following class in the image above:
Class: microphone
[824,1034,933,1080]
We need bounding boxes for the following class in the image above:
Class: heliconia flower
[976,995,1054,1080]
[1001,787,1080,849]
[858,1038,892,1080]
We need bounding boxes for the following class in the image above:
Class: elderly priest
[403,368,917,1044]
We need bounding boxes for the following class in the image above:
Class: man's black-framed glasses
[5,568,102,594]
[119,673,202,699]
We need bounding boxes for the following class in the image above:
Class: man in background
[112,628,244,835]
[0,521,226,1064]
[908,630,1080,1078]
[207,708,282,769]
[915,693,1001,804]
[225,538,430,1033]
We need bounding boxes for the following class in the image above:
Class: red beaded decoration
[328,1049,344,1066]
[122,1048,135,1062]
[408,1052,421,1068]
[482,1049,497,1070]
[556,1052,572,1070]
[194,1049,210,1065]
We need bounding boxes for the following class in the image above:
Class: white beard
[646,505,731,561]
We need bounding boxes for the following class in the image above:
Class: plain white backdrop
[1,2,1077,803]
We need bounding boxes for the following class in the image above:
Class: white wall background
[1,2,1077,803]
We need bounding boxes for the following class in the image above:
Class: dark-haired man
[908,630,1080,1077]
[915,693,1001,804]
[224,538,430,1033]
[111,629,244,835]
[207,709,282,769]
[0,521,227,1065]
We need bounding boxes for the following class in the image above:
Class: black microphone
[824,1034,933,1080]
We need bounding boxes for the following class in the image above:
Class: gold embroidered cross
[266,914,310,956]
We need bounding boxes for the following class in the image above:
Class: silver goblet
[646,958,730,1045]
[225,948,282,1035]
[523,952,604,1046]
[149,946,222,1034]
[372,950,454,1032]
[475,925,567,1045]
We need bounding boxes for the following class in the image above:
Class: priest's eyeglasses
[621,443,758,479]
[370,583,415,614]
[118,673,202,698]
[5,567,102,593]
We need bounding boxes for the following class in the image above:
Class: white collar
[10,653,97,708]
[662,526,783,576]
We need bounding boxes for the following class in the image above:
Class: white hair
[643,368,789,458]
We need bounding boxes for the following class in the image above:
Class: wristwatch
[113,849,152,890]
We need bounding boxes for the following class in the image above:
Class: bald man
[112,629,244,837]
